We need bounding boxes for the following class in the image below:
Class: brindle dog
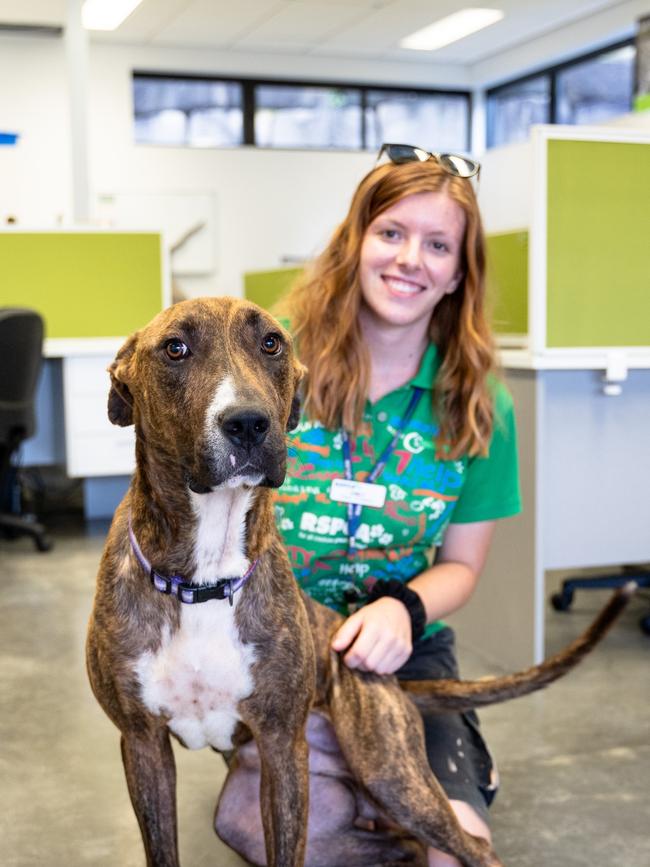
[86,296,633,867]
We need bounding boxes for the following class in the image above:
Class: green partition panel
[0,232,164,338]
[244,267,303,312]
[486,230,528,335]
[546,139,650,347]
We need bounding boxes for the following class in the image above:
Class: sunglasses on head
[377,143,480,180]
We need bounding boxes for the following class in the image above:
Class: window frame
[486,38,635,148]
[132,70,473,153]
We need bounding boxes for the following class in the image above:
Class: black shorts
[396,627,498,826]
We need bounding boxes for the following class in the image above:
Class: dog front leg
[121,728,179,867]
[257,730,310,867]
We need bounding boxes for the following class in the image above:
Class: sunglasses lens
[385,144,419,164]
[439,154,478,178]
[379,144,480,178]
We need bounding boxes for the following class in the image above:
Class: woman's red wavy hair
[278,159,496,459]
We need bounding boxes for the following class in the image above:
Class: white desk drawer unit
[63,355,135,478]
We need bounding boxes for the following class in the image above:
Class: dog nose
[221,410,270,450]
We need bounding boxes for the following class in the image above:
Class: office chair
[0,307,51,552]
[551,567,650,636]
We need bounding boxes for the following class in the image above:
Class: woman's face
[358,190,466,335]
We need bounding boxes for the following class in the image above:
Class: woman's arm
[331,521,496,675]
[409,520,495,622]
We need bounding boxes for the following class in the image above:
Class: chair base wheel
[551,591,574,611]
[35,533,53,552]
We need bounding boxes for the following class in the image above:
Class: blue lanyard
[341,387,424,557]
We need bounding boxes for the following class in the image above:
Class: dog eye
[261,333,283,356]
[164,339,190,361]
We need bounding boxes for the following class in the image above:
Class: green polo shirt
[274,342,521,636]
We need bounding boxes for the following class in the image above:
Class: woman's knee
[448,799,491,842]
[426,799,491,867]
[214,767,266,863]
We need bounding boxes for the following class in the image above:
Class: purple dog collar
[128,516,258,606]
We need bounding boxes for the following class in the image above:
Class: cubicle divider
[0,228,168,352]
[540,132,650,354]
[481,125,650,369]
[485,229,528,339]
[243,266,303,313]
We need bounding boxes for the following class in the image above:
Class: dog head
[108,297,305,492]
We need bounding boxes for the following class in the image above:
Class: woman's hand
[330,522,497,675]
[330,597,413,675]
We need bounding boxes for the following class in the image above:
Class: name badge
[330,478,387,509]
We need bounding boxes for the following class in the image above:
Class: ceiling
[0,0,631,65]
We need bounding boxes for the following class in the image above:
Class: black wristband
[366,578,427,643]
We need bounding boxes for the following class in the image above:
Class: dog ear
[287,394,302,432]
[107,333,138,427]
[287,360,307,432]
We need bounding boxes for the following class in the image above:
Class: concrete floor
[1,516,649,867]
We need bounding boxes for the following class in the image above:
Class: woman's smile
[381,274,426,296]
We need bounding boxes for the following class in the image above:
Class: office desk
[448,362,650,668]
[25,342,132,519]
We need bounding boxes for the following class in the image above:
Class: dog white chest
[134,488,257,751]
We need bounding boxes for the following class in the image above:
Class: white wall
[0,35,72,225]
[102,41,469,89]
[89,45,378,297]
[470,0,647,87]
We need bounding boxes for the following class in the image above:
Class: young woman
[220,145,521,866]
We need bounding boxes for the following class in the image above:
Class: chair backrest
[0,308,44,445]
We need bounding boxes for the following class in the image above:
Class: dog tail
[401,583,635,713]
